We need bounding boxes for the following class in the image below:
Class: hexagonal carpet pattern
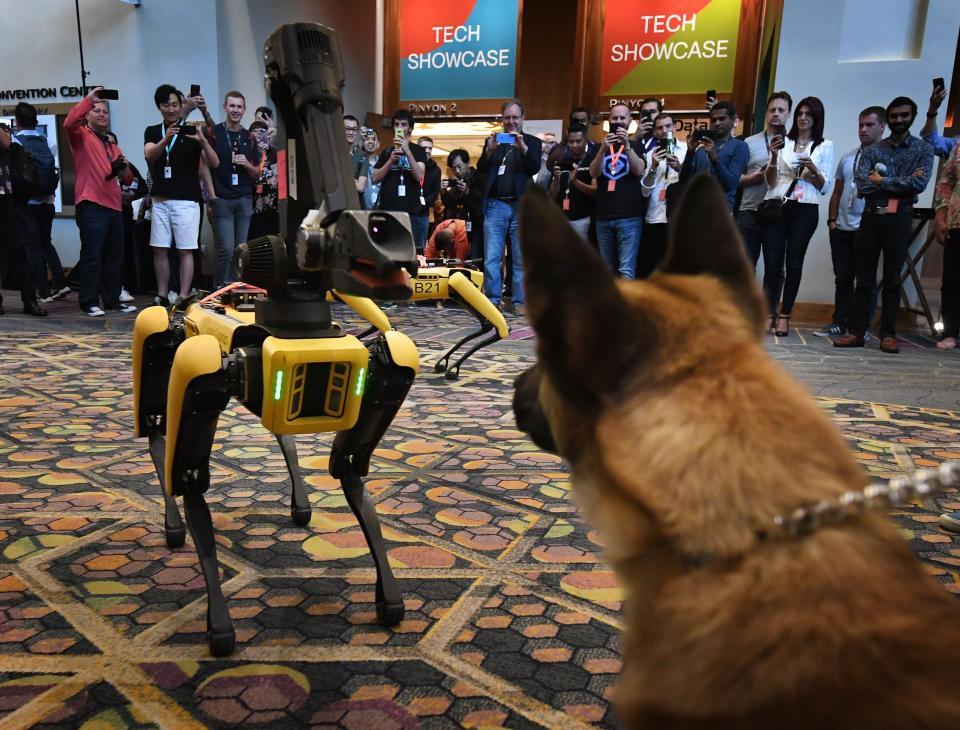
[0,306,957,728]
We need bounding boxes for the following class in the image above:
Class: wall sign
[601,0,741,96]
[0,86,93,101]
[400,0,519,101]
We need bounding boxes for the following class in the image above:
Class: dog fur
[512,176,960,729]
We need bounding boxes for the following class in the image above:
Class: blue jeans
[596,216,642,279]
[410,213,429,253]
[212,196,252,287]
[75,201,123,310]
[483,199,523,305]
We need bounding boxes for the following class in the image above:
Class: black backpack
[15,132,59,196]
[6,144,38,205]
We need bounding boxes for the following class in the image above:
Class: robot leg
[435,272,509,380]
[165,334,236,656]
[330,331,418,625]
[132,306,187,547]
[276,434,312,526]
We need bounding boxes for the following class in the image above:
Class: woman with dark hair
[762,96,834,336]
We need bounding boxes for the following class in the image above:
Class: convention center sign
[399,0,519,101]
[601,0,741,96]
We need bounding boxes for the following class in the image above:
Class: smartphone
[393,128,405,147]
[98,89,119,101]
[706,89,716,101]
[934,77,946,91]
[180,124,198,136]
[190,84,201,97]
[496,132,516,144]
[608,121,624,136]
[656,137,675,154]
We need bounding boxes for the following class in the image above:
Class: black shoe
[23,300,48,317]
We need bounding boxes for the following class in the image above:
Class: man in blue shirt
[833,97,934,354]
[920,83,957,159]
[682,101,749,212]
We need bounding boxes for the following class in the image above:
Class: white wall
[0,0,375,267]
[774,0,959,304]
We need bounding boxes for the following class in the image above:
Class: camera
[105,156,127,181]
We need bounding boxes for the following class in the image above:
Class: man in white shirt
[736,92,792,267]
[813,106,886,337]
[639,113,686,278]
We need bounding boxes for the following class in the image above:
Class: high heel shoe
[774,313,791,337]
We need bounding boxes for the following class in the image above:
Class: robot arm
[255,24,418,303]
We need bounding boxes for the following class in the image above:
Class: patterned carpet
[0,304,958,729]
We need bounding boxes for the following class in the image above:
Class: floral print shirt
[935,142,960,231]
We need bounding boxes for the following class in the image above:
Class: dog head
[513,175,863,562]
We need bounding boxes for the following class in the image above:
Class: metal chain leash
[765,461,960,541]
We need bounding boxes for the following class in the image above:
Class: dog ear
[660,173,765,328]
[519,186,649,400]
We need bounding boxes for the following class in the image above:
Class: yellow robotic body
[383,330,420,375]
[447,271,509,339]
[184,303,259,354]
[164,335,223,496]
[409,269,452,301]
[260,335,370,435]
[327,291,393,334]
[133,306,175,438]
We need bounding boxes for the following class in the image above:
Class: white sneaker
[119,288,135,303]
[167,291,179,305]
[83,305,105,317]
[117,303,137,314]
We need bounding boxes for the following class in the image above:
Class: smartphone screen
[190,84,200,97]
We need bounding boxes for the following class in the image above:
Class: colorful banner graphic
[400,0,519,101]
[601,0,741,96]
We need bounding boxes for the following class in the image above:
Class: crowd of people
[0,81,957,339]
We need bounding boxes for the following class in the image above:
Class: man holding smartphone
[589,103,646,279]
[144,84,219,305]
[640,113,686,276]
[65,86,137,316]
[207,90,259,288]
[372,110,427,249]
[682,101,749,212]
[477,98,542,314]
[920,77,957,159]
[548,123,596,241]
[737,91,792,267]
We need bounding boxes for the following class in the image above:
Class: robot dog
[336,259,510,380]
[132,23,420,656]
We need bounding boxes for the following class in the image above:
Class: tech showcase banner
[400,0,519,101]
[602,0,741,96]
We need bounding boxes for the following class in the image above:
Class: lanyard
[161,122,178,162]
[608,143,625,177]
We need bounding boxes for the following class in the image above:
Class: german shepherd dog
[512,176,960,729]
